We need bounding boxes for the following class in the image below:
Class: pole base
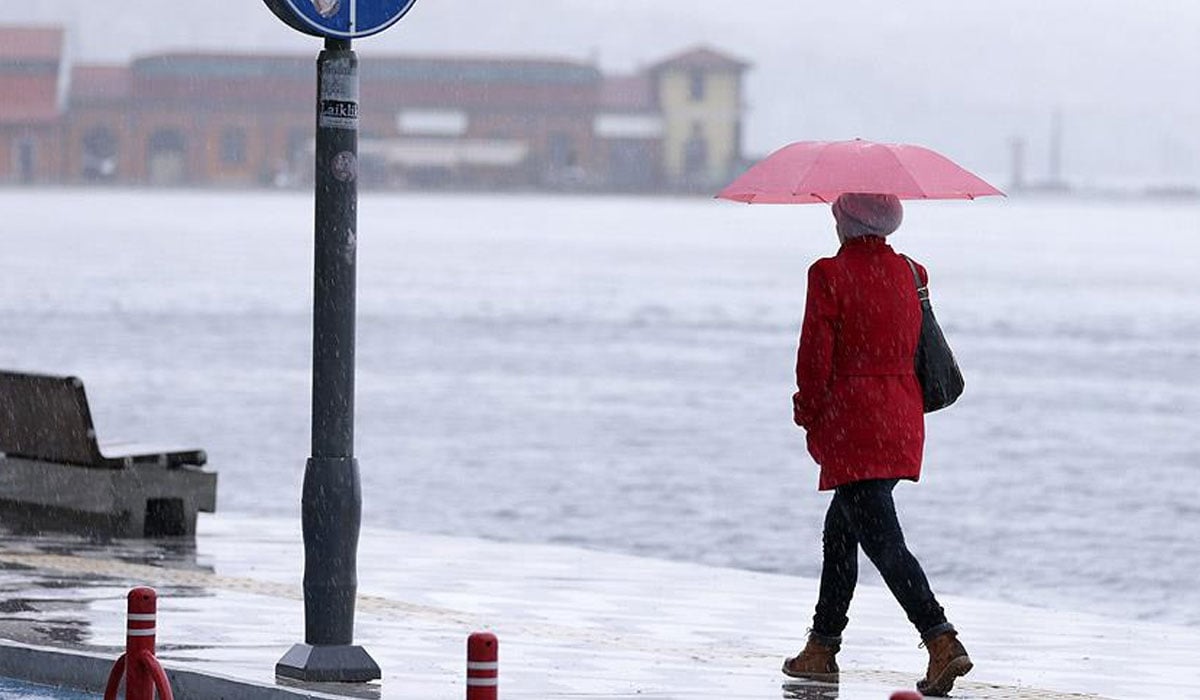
[276,643,381,683]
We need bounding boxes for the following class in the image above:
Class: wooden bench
[0,370,217,538]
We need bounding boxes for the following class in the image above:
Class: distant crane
[1009,109,1071,194]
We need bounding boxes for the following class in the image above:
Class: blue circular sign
[263,0,418,39]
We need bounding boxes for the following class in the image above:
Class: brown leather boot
[781,634,840,683]
[917,630,972,696]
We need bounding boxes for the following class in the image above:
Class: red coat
[793,236,927,490]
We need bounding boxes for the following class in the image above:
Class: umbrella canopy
[717,139,1004,204]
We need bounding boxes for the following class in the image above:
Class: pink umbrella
[717,139,1004,204]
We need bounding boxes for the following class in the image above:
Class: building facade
[0,25,749,192]
[0,27,69,184]
[650,48,749,188]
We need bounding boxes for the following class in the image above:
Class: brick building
[0,27,69,184]
[1,25,749,192]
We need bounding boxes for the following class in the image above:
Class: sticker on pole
[263,0,418,39]
[319,56,359,130]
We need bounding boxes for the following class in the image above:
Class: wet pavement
[1,514,1198,699]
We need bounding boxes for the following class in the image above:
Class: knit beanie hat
[832,193,904,238]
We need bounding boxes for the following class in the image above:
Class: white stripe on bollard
[126,628,157,637]
[465,678,499,687]
[466,662,498,671]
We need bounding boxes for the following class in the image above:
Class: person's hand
[792,391,806,428]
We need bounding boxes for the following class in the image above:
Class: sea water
[0,677,99,699]
[1,189,1197,628]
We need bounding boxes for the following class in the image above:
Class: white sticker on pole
[319,57,359,130]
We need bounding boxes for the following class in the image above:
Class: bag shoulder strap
[900,255,930,302]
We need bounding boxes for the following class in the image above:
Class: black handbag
[902,256,964,413]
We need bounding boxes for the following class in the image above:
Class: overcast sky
[4,0,1199,186]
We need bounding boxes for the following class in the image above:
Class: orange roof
[649,46,750,72]
[0,75,60,124]
[601,74,654,111]
[71,65,132,103]
[0,26,65,123]
[0,26,64,61]
[132,51,601,85]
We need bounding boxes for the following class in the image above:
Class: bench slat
[0,371,204,469]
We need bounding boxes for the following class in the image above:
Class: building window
[287,128,310,162]
[683,122,709,178]
[221,128,247,166]
[689,70,706,101]
[548,131,577,169]
[147,129,187,186]
[15,139,36,184]
[82,126,119,180]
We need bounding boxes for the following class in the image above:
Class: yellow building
[650,47,750,189]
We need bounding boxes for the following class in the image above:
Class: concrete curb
[0,640,362,700]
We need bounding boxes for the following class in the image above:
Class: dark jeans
[811,479,951,641]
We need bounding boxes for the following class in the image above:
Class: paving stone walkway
[2,515,1197,699]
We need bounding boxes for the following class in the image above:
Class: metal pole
[277,37,379,684]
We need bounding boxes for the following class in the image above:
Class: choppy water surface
[0,677,99,700]
[2,190,1198,628]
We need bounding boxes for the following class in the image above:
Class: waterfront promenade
[1,515,1197,699]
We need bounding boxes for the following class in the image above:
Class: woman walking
[783,193,972,696]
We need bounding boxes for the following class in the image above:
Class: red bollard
[890,691,924,700]
[103,587,174,700]
[466,632,498,700]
